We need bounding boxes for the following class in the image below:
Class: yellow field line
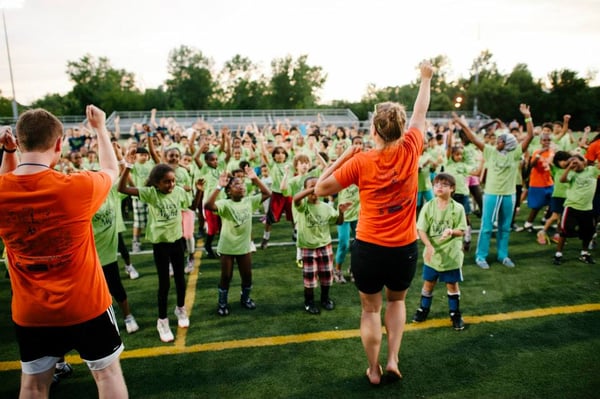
[0,303,598,372]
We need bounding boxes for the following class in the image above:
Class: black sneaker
[553,255,562,265]
[320,298,335,311]
[412,307,430,323]
[260,238,268,250]
[52,363,73,386]
[450,312,465,331]
[217,304,230,316]
[304,301,320,315]
[240,297,256,310]
[463,241,471,252]
[579,253,595,264]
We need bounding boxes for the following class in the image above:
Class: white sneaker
[169,263,174,277]
[132,241,141,253]
[184,259,194,274]
[125,264,140,280]
[124,315,139,334]
[249,241,257,253]
[174,306,190,328]
[157,318,174,342]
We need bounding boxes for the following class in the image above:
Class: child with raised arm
[118,148,203,342]
[204,167,271,316]
[553,154,600,265]
[293,176,349,314]
[413,173,467,330]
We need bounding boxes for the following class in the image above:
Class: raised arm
[87,105,118,183]
[204,171,229,212]
[0,126,18,174]
[117,147,140,197]
[453,114,484,152]
[246,165,271,202]
[147,131,161,164]
[519,104,534,152]
[408,60,433,134]
[314,143,361,197]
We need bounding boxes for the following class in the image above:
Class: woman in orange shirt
[315,61,433,385]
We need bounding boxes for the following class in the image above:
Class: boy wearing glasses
[413,173,468,330]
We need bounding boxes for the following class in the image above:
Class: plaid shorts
[132,198,148,229]
[301,244,334,288]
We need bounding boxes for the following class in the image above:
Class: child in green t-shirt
[293,177,350,315]
[553,154,600,265]
[204,167,271,316]
[413,173,468,330]
[119,149,203,343]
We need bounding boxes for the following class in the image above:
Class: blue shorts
[452,193,471,214]
[422,264,463,284]
[351,239,417,294]
[550,196,565,215]
[527,186,553,210]
[417,190,434,207]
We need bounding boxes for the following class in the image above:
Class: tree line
[1,46,598,130]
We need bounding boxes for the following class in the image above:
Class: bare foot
[366,365,383,385]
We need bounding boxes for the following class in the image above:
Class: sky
[0,0,599,108]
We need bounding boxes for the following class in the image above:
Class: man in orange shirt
[0,106,127,398]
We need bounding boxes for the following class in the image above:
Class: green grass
[1,205,600,398]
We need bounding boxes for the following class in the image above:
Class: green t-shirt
[199,162,227,202]
[483,145,523,195]
[294,199,339,249]
[92,186,120,266]
[138,186,190,243]
[418,153,433,191]
[269,161,293,194]
[131,160,155,187]
[564,166,600,211]
[445,160,475,196]
[337,184,360,222]
[416,198,467,271]
[175,165,193,203]
[551,165,568,199]
[216,194,263,255]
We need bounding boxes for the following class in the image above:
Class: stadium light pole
[2,8,18,120]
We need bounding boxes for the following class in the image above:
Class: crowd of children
[41,105,600,343]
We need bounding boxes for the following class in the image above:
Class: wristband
[125,162,134,169]
[3,147,16,153]
[119,159,126,165]
[524,117,532,123]
[216,185,224,191]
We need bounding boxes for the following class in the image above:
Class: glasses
[433,182,451,188]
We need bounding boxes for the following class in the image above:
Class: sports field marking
[0,303,598,372]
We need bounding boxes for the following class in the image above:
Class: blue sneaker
[476,258,490,270]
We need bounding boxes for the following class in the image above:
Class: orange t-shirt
[585,140,600,163]
[334,127,423,247]
[529,148,554,187]
[0,169,113,327]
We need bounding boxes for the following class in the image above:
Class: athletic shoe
[501,257,516,268]
[304,301,320,315]
[240,297,257,310]
[463,241,471,252]
[412,307,430,323]
[450,312,465,331]
[54,363,73,380]
[249,241,257,253]
[184,259,194,274]
[169,263,174,277]
[132,241,141,253]
[217,304,230,316]
[476,258,490,270]
[335,270,347,284]
[125,264,139,280]
[553,255,562,265]
[124,314,139,334]
[513,224,524,232]
[156,319,174,342]
[523,222,534,233]
[536,231,549,245]
[321,298,335,311]
[579,253,595,264]
[260,238,269,250]
[174,306,190,328]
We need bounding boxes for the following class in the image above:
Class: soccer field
[1,209,599,398]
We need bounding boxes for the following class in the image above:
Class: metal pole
[2,9,18,120]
